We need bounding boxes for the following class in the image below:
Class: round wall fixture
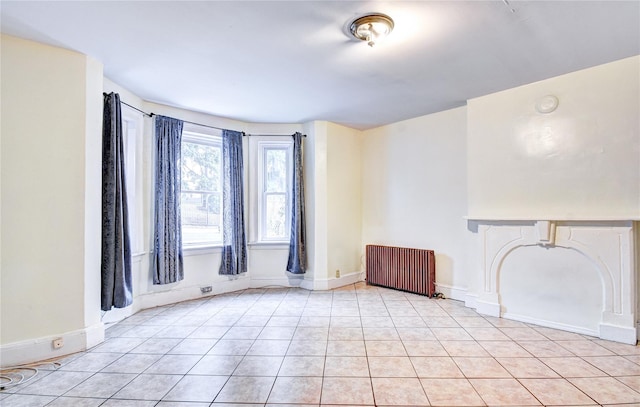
[349,13,394,47]
[536,95,559,113]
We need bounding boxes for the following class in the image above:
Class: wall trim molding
[0,323,104,368]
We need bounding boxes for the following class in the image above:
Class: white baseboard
[306,271,364,290]
[138,277,250,310]
[0,322,104,368]
[434,283,468,302]
[600,323,638,345]
[502,312,600,338]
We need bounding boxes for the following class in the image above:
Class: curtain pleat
[219,130,247,275]
[287,132,307,274]
[152,115,184,284]
[101,92,133,310]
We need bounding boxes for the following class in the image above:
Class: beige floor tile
[592,339,640,356]
[361,316,395,327]
[583,355,640,376]
[441,340,490,357]
[371,377,429,405]
[433,328,474,341]
[362,327,400,341]
[330,316,362,327]
[499,327,548,341]
[533,327,585,341]
[214,376,276,403]
[112,374,182,400]
[297,315,331,327]
[266,316,300,327]
[233,356,283,376]
[569,377,640,404]
[257,326,295,340]
[144,354,200,374]
[454,357,511,378]
[188,326,230,339]
[617,375,640,393]
[267,376,322,404]
[368,356,417,377]
[556,340,615,356]
[328,327,363,340]
[479,341,532,357]
[465,327,511,341]
[321,377,374,405]
[162,375,228,402]
[246,339,290,356]
[411,356,464,378]
[519,378,594,406]
[469,378,541,406]
[58,352,123,372]
[48,396,107,406]
[130,338,182,354]
[0,394,57,406]
[422,316,459,326]
[403,340,448,356]
[365,340,407,356]
[396,327,436,341]
[168,338,217,355]
[220,326,262,340]
[278,356,325,376]
[392,316,427,328]
[100,354,163,374]
[420,378,485,406]
[19,371,93,397]
[518,340,575,357]
[324,356,369,377]
[453,316,493,328]
[326,340,366,356]
[286,340,327,356]
[540,357,606,377]
[497,357,559,378]
[189,355,243,375]
[207,339,253,356]
[293,327,328,341]
[64,373,136,398]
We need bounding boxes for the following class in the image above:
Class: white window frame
[249,137,293,244]
[180,129,223,248]
[121,106,144,255]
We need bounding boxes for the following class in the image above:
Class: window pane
[181,136,222,245]
[265,193,286,239]
[181,192,222,244]
[265,149,287,192]
[182,141,220,192]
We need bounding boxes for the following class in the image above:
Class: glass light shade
[349,13,394,47]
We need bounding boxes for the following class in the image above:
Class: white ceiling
[2,1,639,129]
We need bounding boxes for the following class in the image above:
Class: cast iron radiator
[366,244,436,296]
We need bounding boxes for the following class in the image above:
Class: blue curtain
[101,92,133,310]
[219,130,247,275]
[152,115,184,284]
[287,132,307,274]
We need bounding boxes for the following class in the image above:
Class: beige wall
[1,35,102,357]
[326,122,363,279]
[361,107,471,293]
[467,56,640,220]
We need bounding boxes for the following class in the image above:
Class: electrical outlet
[200,286,213,294]
[52,337,64,349]
[335,269,340,278]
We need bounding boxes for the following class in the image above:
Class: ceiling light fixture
[349,13,394,47]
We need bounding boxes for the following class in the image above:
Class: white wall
[1,35,103,364]
[361,107,471,295]
[467,56,640,220]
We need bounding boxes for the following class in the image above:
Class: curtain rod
[104,92,305,137]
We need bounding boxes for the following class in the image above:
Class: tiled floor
[2,282,640,406]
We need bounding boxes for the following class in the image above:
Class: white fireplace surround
[466,219,637,344]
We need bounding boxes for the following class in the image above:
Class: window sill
[248,242,289,250]
[183,244,223,256]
